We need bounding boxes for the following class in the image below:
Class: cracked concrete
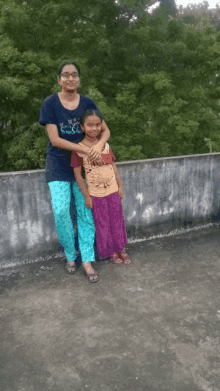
[1,226,220,391]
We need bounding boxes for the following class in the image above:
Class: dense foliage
[1,0,220,171]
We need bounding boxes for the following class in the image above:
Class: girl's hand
[118,187,123,199]
[88,143,105,166]
[85,195,93,209]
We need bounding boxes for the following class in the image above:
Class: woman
[39,60,110,282]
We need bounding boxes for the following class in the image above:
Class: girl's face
[58,64,80,92]
[81,115,102,140]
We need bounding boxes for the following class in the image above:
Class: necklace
[81,140,97,148]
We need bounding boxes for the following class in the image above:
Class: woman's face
[58,64,80,93]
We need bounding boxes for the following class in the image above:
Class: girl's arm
[112,162,123,199]
[73,166,93,209]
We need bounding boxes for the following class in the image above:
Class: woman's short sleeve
[39,97,57,125]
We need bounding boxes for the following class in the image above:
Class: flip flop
[110,252,123,264]
[119,249,131,264]
[81,266,99,283]
[65,262,77,275]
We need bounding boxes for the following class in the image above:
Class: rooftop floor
[1,226,220,391]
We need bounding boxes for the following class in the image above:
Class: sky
[149,0,220,12]
[175,0,219,8]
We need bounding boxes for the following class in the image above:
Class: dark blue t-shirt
[39,94,100,183]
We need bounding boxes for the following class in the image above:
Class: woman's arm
[99,121,111,148]
[112,162,123,199]
[73,166,93,209]
[46,124,91,155]
[47,124,104,165]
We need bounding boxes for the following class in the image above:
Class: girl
[70,109,131,265]
[39,61,110,283]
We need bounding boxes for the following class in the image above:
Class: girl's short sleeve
[71,151,83,168]
[110,147,116,162]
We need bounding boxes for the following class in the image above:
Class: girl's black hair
[80,109,104,126]
[57,60,81,78]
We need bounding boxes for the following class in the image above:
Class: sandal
[81,264,99,283]
[110,252,123,264]
[118,249,131,264]
[65,261,77,275]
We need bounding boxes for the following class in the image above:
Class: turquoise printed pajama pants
[48,181,95,263]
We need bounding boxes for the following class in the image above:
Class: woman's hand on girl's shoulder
[88,143,105,166]
[85,195,93,209]
[79,144,103,165]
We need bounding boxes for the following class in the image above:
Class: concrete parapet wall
[119,153,220,238]
[1,153,220,263]
[0,170,57,262]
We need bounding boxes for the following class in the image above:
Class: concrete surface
[2,153,220,263]
[1,226,220,391]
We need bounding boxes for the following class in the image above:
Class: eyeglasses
[61,72,79,79]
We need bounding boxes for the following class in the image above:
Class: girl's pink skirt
[91,192,128,259]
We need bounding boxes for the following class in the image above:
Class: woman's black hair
[57,60,81,78]
[80,109,104,126]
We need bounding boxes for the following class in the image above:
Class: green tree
[1,0,220,172]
